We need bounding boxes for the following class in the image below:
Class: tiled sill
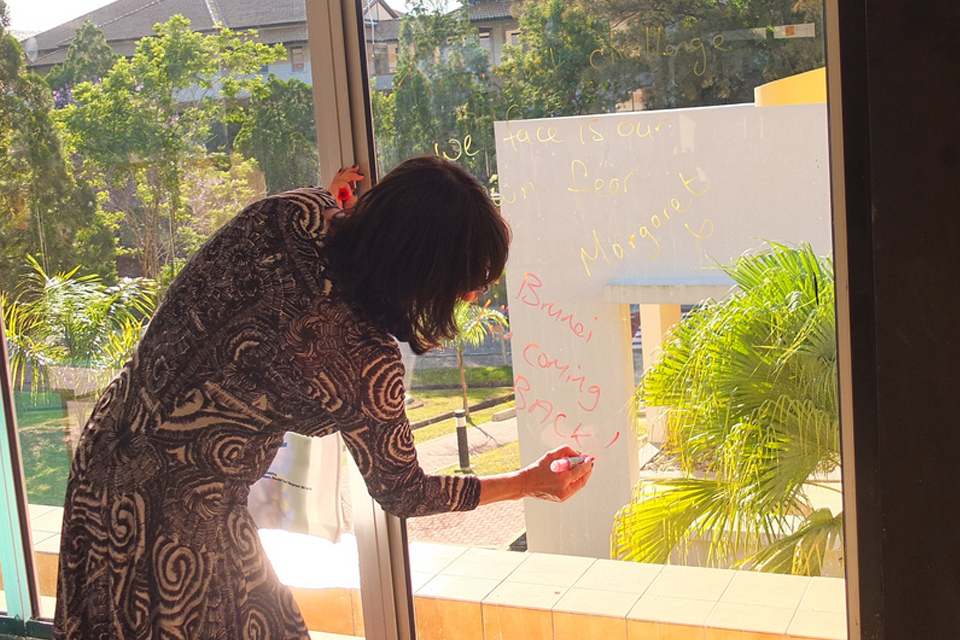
[23,506,847,640]
[408,544,847,640]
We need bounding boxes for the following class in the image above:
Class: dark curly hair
[326,156,510,354]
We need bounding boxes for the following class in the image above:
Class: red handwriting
[516,376,623,452]
[514,375,560,425]
[520,343,600,411]
[515,273,596,343]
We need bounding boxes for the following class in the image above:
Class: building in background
[23,0,520,91]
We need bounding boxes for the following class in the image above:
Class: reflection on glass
[367,1,844,639]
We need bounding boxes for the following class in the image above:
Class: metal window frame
[303,1,415,639]
[0,315,48,638]
[4,0,956,636]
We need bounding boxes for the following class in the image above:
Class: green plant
[2,255,156,391]
[442,299,508,419]
[612,243,841,576]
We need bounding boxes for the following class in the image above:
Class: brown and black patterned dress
[54,188,481,640]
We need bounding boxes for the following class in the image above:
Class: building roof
[368,18,400,42]
[464,0,518,21]
[26,0,402,70]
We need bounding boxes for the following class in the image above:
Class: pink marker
[550,455,594,473]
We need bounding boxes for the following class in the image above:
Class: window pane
[364,1,845,638]
[4,4,360,634]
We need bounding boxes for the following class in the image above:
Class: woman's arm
[478,445,594,506]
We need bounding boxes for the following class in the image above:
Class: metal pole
[454,409,472,474]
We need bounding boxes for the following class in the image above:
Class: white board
[495,103,831,557]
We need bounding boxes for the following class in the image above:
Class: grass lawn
[412,400,515,445]
[405,387,512,424]
[437,440,521,476]
[409,365,512,389]
[14,392,73,507]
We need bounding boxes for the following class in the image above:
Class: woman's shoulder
[260,187,338,244]
[268,187,338,210]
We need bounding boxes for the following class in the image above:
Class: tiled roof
[465,0,518,21]
[25,0,508,71]
[26,0,312,70]
[367,18,400,42]
[32,0,223,53]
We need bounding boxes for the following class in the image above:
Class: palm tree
[611,243,842,576]
[2,255,156,393]
[443,299,509,420]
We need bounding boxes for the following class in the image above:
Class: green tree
[235,75,320,194]
[384,0,498,184]
[612,243,842,576]
[0,1,115,291]
[179,154,263,256]
[58,16,283,282]
[495,0,644,118]
[45,21,118,101]
[443,299,508,420]
[370,78,399,173]
[2,255,156,392]
[575,0,825,108]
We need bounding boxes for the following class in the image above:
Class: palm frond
[743,508,843,576]
[3,257,156,390]
[616,243,841,576]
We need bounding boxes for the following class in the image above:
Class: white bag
[248,431,344,543]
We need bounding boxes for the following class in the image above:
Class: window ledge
[28,506,846,640]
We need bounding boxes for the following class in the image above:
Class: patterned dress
[54,188,481,640]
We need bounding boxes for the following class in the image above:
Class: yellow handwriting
[434,134,481,162]
[579,170,711,275]
[567,160,635,201]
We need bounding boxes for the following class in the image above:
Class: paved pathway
[405,416,527,548]
[341,415,527,549]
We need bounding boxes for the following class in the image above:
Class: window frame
[4,0,959,636]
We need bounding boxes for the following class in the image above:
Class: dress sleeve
[334,341,482,518]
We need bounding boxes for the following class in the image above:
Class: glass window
[364,0,843,638]
[1,6,364,635]
[1,0,846,636]
[290,45,306,72]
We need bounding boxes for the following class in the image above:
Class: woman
[54,156,592,640]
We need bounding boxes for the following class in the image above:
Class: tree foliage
[382,0,497,185]
[443,299,509,419]
[179,154,264,256]
[2,255,156,391]
[495,0,644,118]
[235,75,320,194]
[574,0,825,108]
[612,243,841,576]
[57,16,283,281]
[45,20,118,102]
[0,1,115,292]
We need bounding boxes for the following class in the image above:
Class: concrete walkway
[404,416,527,549]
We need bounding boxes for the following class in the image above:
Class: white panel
[495,103,831,557]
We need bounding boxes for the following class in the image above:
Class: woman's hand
[478,445,594,505]
[521,445,594,503]
[327,165,365,209]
